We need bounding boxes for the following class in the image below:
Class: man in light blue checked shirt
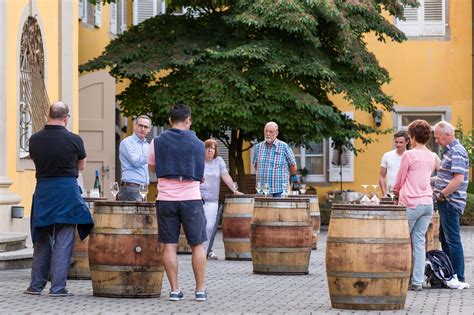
[434,121,469,285]
[253,122,297,197]
[117,115,152,201]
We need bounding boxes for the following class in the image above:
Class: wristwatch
[437,192,446,201]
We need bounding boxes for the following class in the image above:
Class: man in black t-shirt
[24,101,93,297]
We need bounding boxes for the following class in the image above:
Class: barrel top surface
[331,203,405,211]
[287,194,317,198]
[84,197,108,202]
[93,200,156,207]
[254,197,310,202]
[225,194,256,199]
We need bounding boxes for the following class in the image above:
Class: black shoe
[23,287,41,295]
[49,289,74,297]
[408,284,422,291]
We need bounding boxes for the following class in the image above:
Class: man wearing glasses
[117,115,152,201]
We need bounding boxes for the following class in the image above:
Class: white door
[79,71,116,199]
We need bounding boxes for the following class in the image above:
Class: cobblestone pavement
[1,227,473,314]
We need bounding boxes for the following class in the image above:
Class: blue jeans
[272,192,282,197]
[438,201,465,282]
[117,185,142,201]
[29,224,75,294]
[406,204,433,286]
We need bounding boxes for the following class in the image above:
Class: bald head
[49,101,69,120]
[264,121,279,144]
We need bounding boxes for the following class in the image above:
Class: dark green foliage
[81,0,417,189]
[462,193,474,226]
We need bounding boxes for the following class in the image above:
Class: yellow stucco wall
[6,0,78,214]
[314,1,472,201]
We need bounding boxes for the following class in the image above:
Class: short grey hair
[265,121,279,130]
[48,101,69,119]
[434,121,454,135]
[136,115,152,126]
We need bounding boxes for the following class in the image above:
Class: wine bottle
[93,170,101,196]
[291,175,299,195]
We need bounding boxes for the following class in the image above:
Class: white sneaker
[207,251,218,260]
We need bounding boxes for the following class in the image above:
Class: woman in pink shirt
[393,119,440,291]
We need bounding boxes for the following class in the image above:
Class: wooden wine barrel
[425,212,441,252]
[250,197,313,275]
[88,201,164,298]
[326,204,411,310]
[177,225,192,254]
[68,197,106,280]
[222,195,255,260]
[288,195,320,250]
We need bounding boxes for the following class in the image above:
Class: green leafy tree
[81,0,416,191]
[456,120,474,165]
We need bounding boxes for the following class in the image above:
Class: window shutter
[216,131,231,169]
[423,0,445,36]
[78,0,84,20]
[329,112,355,183]
[110,2,118,34]
[133,0,160,25]
[396,3,422,36]
[120,0,128,33]
[94,2,102,28]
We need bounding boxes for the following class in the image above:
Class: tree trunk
[227,129,248,193]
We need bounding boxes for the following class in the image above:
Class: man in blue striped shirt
[434,121,469,284]
[117,115,152,201]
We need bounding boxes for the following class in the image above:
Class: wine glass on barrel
[262,183,270,196]
[387,184,395,201]
[299,184,307,195]
[360,184,370,205]
[282,183,289,197]
[256,182,262,195]
[370,184,380,205]
[139,184,148,202]
[110,182,119,199]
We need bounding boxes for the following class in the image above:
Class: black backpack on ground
[425,250,455,288]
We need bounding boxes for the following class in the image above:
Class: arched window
[19,16,50,158]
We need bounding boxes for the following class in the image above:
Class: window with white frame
[396,111,446,155]
[292,141,326,182]
[79,0,102,28]
[395,0,446,37]
[133,0,165,25]
[110,0,128,35]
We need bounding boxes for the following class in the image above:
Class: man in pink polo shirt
[148,103,207,301]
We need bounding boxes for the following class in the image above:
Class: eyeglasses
[137,124,150,129]
[206,147,216,150]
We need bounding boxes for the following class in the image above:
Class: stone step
[0,245,33,270]
[0,233,27,253]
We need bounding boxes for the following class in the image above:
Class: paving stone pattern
[0,228,473,314]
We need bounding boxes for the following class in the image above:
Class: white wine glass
[387,184,395,201]
[256,182,263,195]
[282,183,289,197]
[233,182,238,193]
[110,182,119,199]
[262,183,270,196]
[361,184,369,197]
[299,184,307,195]
[360,184,370,205]
[371,184,379,198]
[139,184,148,202]
[370,184,379,205]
